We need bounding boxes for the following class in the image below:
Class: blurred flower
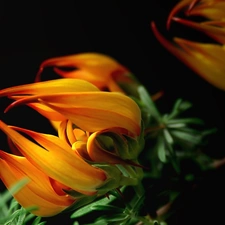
[36,52,139,94]
[152,0,225,90]
[167,0,225,29]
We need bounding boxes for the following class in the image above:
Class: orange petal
[58,120,77,146]
[167,0,197,29]
[8,92,141,136]
[0,121,106,194]
[0,78,99,97]
[53,69,107,89]
[151,21,225,90]
[173,17,225,44]
[87,131,128,164]
[188,0,225,20]
[0,151,73,216]
[28,103,66,121]
[36,53,129,82]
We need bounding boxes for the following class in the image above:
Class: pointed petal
[53,69,107,88]
[6,92,141,136]
[0,78,99,97]
[188,0,225,20]
[0,151,73,216]
[167,0,197,29]
[36,53,129,82]
[0,121,106,194]
[58,120,77,146]
[173,17,225,44]
[28,103,66,120]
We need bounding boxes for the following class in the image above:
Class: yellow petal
[151,22,225,90]
[188,0,225,20]
[0,78,99,97]
[167,0,225,28]
[58,120,77,146]
[28,103,66,121]
[167,0,194,29]
[6,92,141,136]
[58,120,87,146]
[53,69,131,93]
[0,151,73,217]
[36,52,129,81]
[53,69,108,89]
[173,17,225,44]
[35,53,133,93]
[0,121,106,194]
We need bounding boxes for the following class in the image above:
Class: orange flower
[36,52,137,94]
[167,0,225,28]
[0,117,143,216]
[0,121,106,196]
[152,0,225,90]
[0,78,141,137]
[0,53,145,217]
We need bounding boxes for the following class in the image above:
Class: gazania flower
[35,52,138,94]
[0,78,141,137]
[152,0,225,90]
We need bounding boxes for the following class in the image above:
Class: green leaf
[167,118,204,125]
[73,222,80,225]
[138,85,161,121]
[91,205,123,212]
[31,216,42,225]
[165,99,192,120]
[170,130,203,145]
[156,136,167,163]
[0,178,29,208]
[87,213,129,224]
[163,129,173,145]
[16,208,27,225]
[70,194,117,219]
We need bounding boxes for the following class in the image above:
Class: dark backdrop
[1,1,225,225]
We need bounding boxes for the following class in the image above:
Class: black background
[1,1,225,224]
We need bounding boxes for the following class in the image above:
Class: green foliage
[137,86,216,177]
[71,187,165,225]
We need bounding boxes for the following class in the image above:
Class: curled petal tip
[35,67,43,82]
[166,0,200,30]
[187,0,200,13]
[172,17,181,22]
[4,102,17,113]
[151,22,170,50]
[166,18,172,30]
[151,21,157,32]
